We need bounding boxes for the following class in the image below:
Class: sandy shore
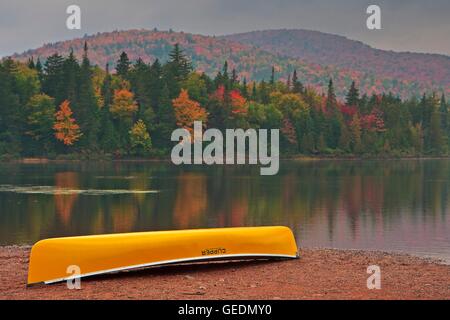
[1,246,449,300]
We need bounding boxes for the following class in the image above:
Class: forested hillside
[11,29,448,99]
[223,29,450,95]
[1,42,448,159]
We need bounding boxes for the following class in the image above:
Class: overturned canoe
[27,226,298,285]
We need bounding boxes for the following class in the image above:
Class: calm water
[0,160,449,263]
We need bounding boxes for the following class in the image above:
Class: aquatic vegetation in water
[0,185,159,195]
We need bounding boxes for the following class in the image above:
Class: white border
[36,253,298,285]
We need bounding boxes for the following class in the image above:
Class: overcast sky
[1,0,449,57]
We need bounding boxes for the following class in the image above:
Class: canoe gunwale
[27,253,299,287]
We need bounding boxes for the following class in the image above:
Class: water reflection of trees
[0,160,449,245]
[54,172,79,225]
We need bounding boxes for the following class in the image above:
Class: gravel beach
[1,246,449,300]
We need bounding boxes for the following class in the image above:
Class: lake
[0,160,449,263]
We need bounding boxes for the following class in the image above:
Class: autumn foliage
[53,100,82,146]
[212,85,248,115]
[172,89,208,132]
[110,89,138,119]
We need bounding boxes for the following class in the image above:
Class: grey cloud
[0,0,449,57]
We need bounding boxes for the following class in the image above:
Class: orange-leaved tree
[172,89,208,133]
[53,100,82,146]
[110,89,138,120]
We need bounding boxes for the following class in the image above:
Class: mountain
[11,29,449,99]
[223,29,450,94]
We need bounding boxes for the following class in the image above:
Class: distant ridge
[222,29,450,92]
[11,28,450,98]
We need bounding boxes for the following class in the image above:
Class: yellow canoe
[27,226,298,285]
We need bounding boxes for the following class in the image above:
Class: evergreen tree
[241,78,248,98]
[153,84,177,149]
[116,51,131,78]
[76,42,100,147]
[214,61,229,89]
[251,82,257,101]
[430,110,444,154]
[346,81,360,107]
[292,69,304,94]
[0,60,22,155]
[259,80,270,104]
[35,58,43,82]
[326,79,337,111]
[164,44,192,97]
[148,59,163,110]
[231,68,238,88]
[439,94,448,134]
[24,94,55,154]
[129,57,152,120]
[42,53,65,103]
[270,66,275,85]
[99,64,117,152]
[27,57,35,69]
[62,49,79,104]
[167,43,192,81]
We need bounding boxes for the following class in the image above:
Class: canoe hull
[27,226,298,285]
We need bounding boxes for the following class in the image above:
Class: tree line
[0,42,448,159]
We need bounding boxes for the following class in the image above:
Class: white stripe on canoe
[41,253,298,285]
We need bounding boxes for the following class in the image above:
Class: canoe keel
[27,226,298,285]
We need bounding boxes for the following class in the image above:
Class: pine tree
[0,60,22,154]
[153,84,177,149]
[164,44,192,98]
[439,94,448,134]
[42,53,65,103]
[167,43,192,81]
[241,78,248,98]
[326,79,337,111]
[99,64,118,152]
[292,69,304,94]
[116,51,131,78]
[27,57,35,69]
[76,42,100,147]
[430,109,444,154]
[215,61,230,89]
[346,81,360,107]
[230,68,238,89]
[62,49,79,104]
[251,82,257,101]
[259,80,270,104]
[148,59,163,110]
[129,57,152,120]
[35,58,43,82]
[270,66,275,85]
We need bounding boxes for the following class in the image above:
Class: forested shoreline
[0,42,448,160]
